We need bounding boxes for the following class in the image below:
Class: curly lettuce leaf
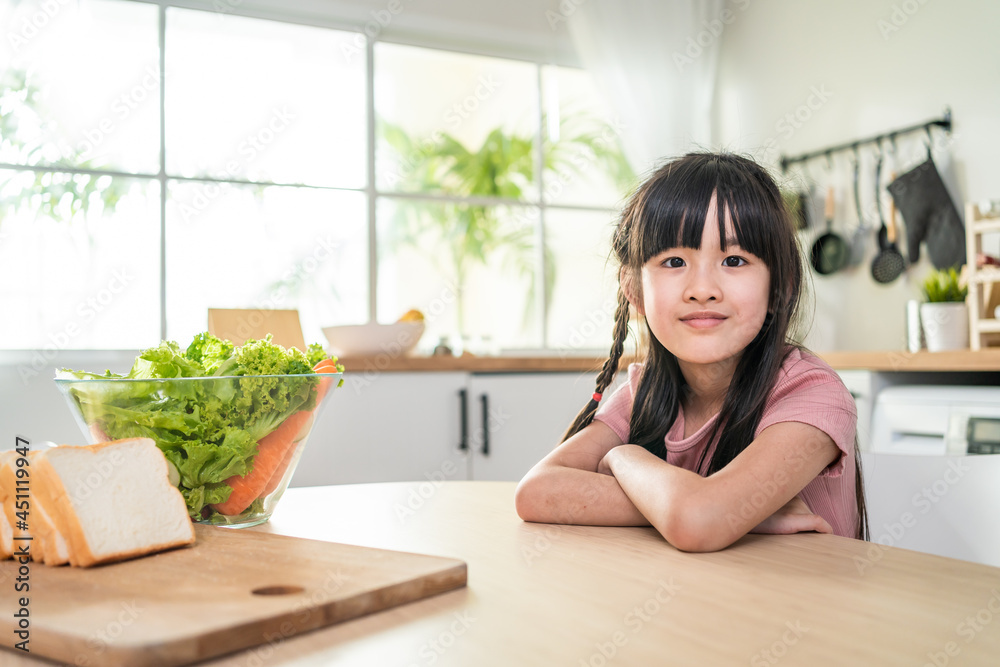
[57,332,329,519]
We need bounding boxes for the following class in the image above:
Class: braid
[560,289,632,442]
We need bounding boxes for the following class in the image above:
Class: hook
[924,125,933,160]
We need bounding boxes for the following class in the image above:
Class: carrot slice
[258,361,340,497]
[313,358,339,371]
[211,409,314,516]
[213,360,343,516]
[259,433,302,497]
[312,358,341,405]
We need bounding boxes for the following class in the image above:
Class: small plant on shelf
[921,267,968,303]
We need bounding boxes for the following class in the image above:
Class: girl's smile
[680,310,727,328]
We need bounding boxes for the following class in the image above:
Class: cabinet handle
[480,393,490,457]
[458,389,468,451]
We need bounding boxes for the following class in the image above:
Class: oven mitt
[886,156,966,269]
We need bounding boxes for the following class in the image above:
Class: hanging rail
[779,108,952,172]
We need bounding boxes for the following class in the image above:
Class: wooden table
[9,481,1000,665]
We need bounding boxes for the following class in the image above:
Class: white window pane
[165,9,366,188]
[0,0,160,174]
[541,65,634,208]
[375,43,539,199]
[377,199,541,351]
[165,183,367,347]
[545,207,620,353]
[0,169,160,349]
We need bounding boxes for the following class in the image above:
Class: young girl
[515,152,867,552]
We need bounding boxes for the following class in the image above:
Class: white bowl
[322,322,425,358]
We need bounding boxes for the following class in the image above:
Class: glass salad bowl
[55,371,341,528]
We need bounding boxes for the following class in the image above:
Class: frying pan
[810,186,849,275]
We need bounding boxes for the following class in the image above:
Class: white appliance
[870,385,1000,456]
[866,385,1000,567]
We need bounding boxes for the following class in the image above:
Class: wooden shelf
[336,354,610,373]
[967,202,1000,350]
[818,348,1000,371]
[336,349,1000,373]
[971,267,1000,284]
[972,218,1000,234]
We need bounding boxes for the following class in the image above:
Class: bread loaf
[1,439,195,567]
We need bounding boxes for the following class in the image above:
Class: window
[1,0,632,354]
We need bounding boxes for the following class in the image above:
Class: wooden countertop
[9,482,994,666]
[339,348,1000,373]
[817,348,1000,371]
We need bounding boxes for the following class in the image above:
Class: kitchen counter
[10,481,996,666]
[339,348,1000,372]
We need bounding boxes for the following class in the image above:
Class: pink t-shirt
[594,347,859,538]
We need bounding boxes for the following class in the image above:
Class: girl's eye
[723,256,747,267]
[662,257,685,268]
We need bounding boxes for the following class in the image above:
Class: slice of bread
[0,510,10,561]
[0,451,30,560]
[27,451,70,566]
[0,451,15,560]
[36,438,195,567]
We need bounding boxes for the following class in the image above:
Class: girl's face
[634,200,771,373]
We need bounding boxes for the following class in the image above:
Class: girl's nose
[684,267,721,302]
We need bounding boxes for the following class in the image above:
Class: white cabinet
[465,373,599,481]
[292,369,619,486]
[292,371,469,487]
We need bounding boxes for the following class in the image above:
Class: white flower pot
[919,302,969,352]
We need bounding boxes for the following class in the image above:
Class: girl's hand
[750,495,833,535]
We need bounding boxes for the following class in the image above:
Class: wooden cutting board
[0,524,467,667]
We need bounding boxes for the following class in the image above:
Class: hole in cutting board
[252,585,305,596]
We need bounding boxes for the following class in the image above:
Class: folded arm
[514,419,650,526]
[602,421,839,552]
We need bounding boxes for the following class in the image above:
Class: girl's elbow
[656,499,737,553]
[513,475,542,522]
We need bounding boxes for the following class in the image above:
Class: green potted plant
[919,267,969,352]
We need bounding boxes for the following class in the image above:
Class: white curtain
[567,0,725,176]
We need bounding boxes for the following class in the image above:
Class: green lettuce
[57,333,337,519]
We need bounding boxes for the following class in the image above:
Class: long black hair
[562,152,868,541]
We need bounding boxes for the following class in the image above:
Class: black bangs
[715,158,788,268]
[630,153,789,269]
[633,159,717,265]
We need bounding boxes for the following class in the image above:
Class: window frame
[0,0,621,351]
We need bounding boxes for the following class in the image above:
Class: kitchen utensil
[0,524,467,667]
[847,155,871,267]
[886,151,966,269]
[871,180,905,283]
[810,186,849,275]
[797,190,811,229]
[874,151,889,250]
